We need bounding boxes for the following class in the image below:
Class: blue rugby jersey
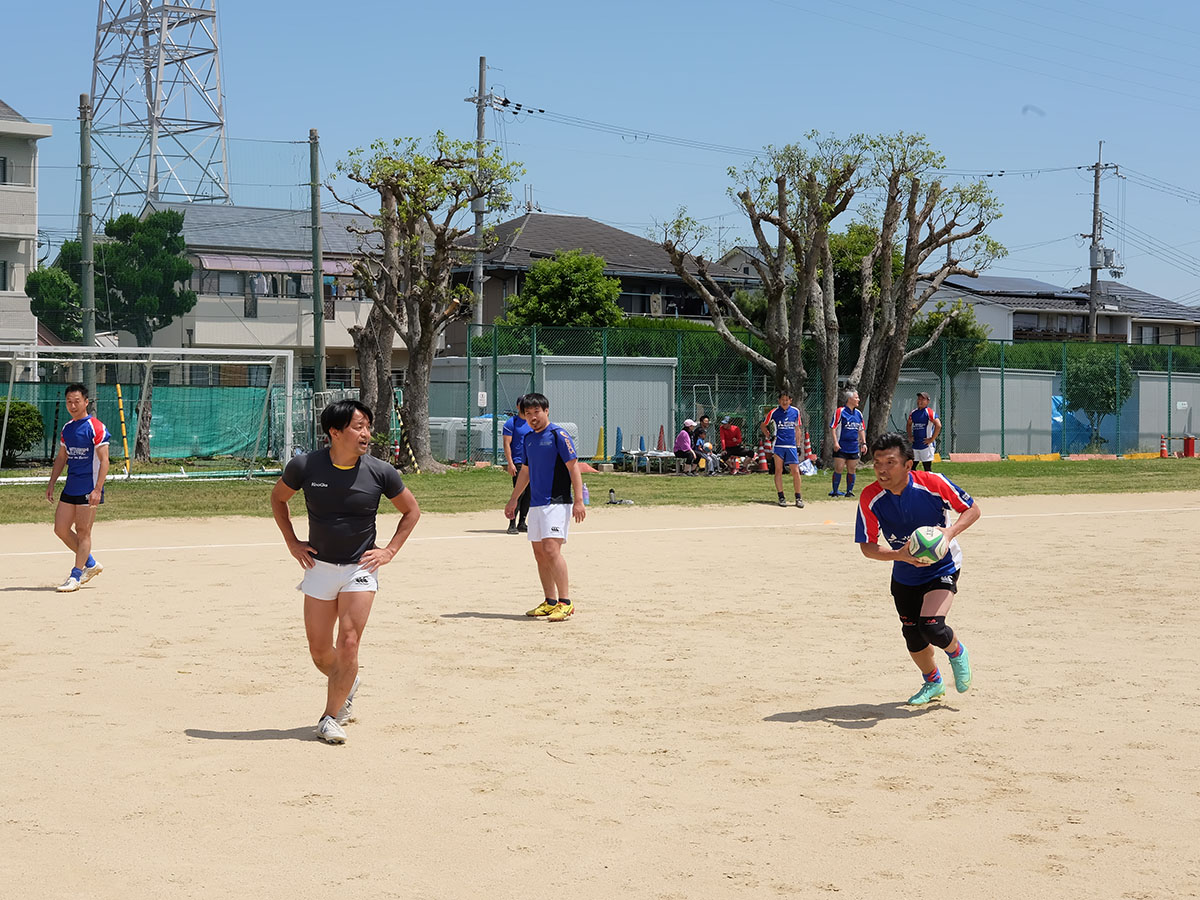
[502,414,533,465]
[60,416,110,495]
[855,470,973,585]
[521,422,577,507]
[763,405,801,451]
[830,406,865,454]
[909,406,938,450]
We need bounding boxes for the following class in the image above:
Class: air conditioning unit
[649,293,664,317]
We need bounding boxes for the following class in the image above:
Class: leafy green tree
[24,267,82,341]
[332,132,523,471]
[1,399,45,466]
[1063,346,1133,448]
[26,209,196,459]
[498,250,624,327]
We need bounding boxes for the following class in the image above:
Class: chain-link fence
[428,325,1200,463]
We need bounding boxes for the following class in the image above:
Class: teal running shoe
[949,646,972,693]
[906,680,946,706]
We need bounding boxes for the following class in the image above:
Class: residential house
[0,99,53,344]
[926,274,1200,344]
[138,201,399,386]
[444,213,759,355]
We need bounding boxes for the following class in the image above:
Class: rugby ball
[908,525,949,563]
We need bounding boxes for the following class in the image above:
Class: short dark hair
[320,399,373,437]
[869,430,914,462]
[519,393,549,413]
[778,389,792,399]
[65,383,88,399]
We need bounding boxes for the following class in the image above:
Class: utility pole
[1085,141,1119,342]
[1087,141,1103,342]
[79,93,96,398]
[472,56,487,329]
[310,128,325,392]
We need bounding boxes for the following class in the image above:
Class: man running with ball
[271,400,421,744]
[855,432,979,706]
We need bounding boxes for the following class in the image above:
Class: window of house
[218,272,243,295]
[190,365,213,387]
[153,368,170,386]
[1067,315,1085,334]
[323,298,335,321]
[1012,312,1039,330]
[0,157,7,184]
[1139,325,1159,345]
[0,259,8,292]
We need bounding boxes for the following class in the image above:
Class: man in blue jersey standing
[760,390,805,508]
[855,432,980,706]
[505,393,586,622]
[906,391,942,472]
[829,389,866,498]
[45,383,109,592]
[502,397,533,534]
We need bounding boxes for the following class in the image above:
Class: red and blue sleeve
[556,429,578,462]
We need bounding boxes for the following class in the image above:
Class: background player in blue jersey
[505,393,586,622]
[760,390,805,508]
[45,383,109,592]
[906,391,942,472]
[828,389,865,498]
[502,397,533,534]
[855,432,980,706]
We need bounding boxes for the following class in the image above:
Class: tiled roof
[931,274,1097,312]
[485,213,750,281]
[1072,280,1200,323]
[145,201,377,256]
[0,98,28,122]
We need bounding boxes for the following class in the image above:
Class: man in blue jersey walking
[45,383,109,592]
[855,432,980,706]
[505,393,586,622]
[906,391,942,472]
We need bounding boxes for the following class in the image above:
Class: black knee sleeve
[918,616,954,650]
[901,622,928,653]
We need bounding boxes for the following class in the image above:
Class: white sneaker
[316,715,346,744]
[336,675,361,726]
[57,575,81,593]
[80,561,104,584]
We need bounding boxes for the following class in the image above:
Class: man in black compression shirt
[271,400,421,744]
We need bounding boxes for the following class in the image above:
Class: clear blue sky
[6,0,1200,303]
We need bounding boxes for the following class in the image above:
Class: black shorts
[891,569,959,621]
[833,450,860,460]
[674,450,696,460]
[60,490,104,505]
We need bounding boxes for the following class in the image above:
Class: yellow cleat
[526,601,558,617]
[546,602,574,622]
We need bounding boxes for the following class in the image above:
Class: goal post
[0,345,294,473]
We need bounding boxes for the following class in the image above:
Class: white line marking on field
[3,504,1199,558]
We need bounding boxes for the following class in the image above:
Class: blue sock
[86,555,96,568]
[847,474,856,493]
[70,567,83,580]
[924,667,942,683]
[832,473,842,494]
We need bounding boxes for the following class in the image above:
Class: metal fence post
[675,329,683,432]
[999,340,1006,458]
[1115,342,1122,455]
[530,324,538,395]
[940,337,948,450]
[745,357,753,428]
[1060,342,1068,458]
[601,327,608,462]
[1167,345,1173,444]
[491,324,499,465]
[466,323,473,464]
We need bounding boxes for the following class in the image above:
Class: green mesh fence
[431,325,1200,463]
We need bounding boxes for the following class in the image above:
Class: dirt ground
[2,490,1199,899]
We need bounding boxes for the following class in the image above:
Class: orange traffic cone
[1161,434,1168,458]
[657,425,667,452]
[804,430,816,461]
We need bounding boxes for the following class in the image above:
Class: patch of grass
[1,458,1197,526]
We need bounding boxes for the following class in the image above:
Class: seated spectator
[719,416,744,459]
[693,427,721,475]
[674,419,699,475]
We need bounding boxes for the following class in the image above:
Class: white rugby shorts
[297,559,378,600]
[527,503,570,542]
[913,444,936,463]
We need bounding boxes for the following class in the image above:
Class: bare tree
[845,134,1004,444]
[331,133,521,471]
